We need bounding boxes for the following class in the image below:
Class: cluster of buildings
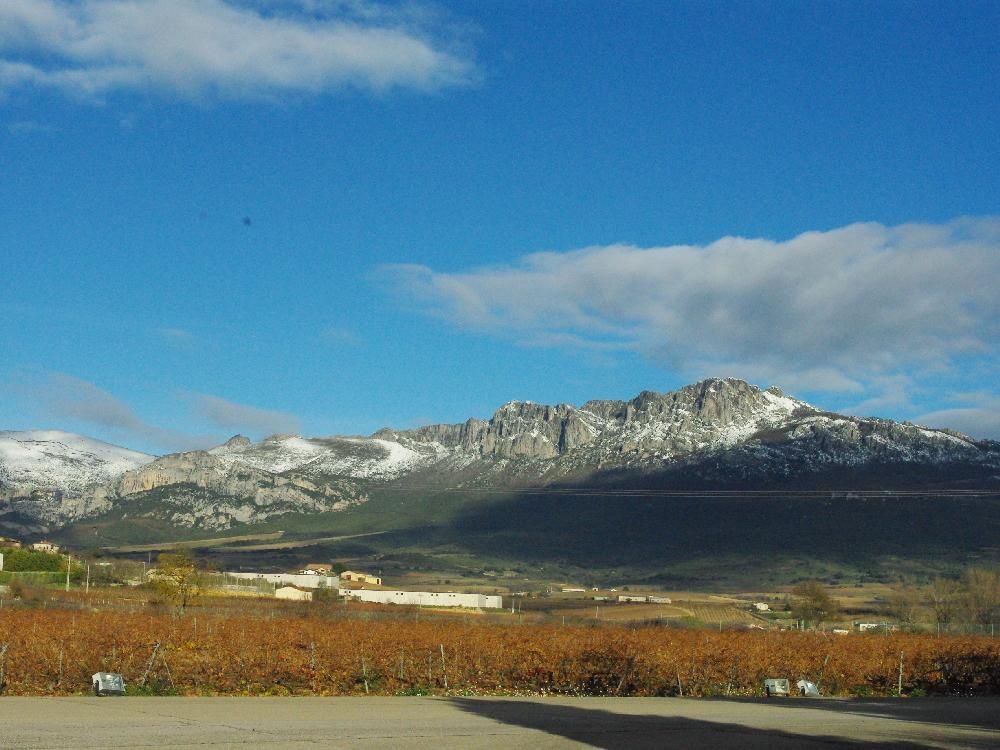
[0,537,60,553]
[614,594,673,604]
[227,564,502,610]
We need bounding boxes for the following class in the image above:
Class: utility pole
[65,554,71,592]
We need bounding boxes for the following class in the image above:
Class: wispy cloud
[157,326,195,341]
[15,371,200,452]
[380,217,1000,405]
[6,119,58,134]
[0,0,476,101]
[322,325,361,345]
[914,392,1000,441]
[188,393,301,436]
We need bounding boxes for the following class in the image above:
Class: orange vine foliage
[0,609,997,696]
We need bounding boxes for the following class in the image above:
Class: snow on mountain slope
[210,434,431,480]
[0,430,155,493]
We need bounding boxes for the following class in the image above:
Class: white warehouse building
[343,589,503,610]
[223,572,339,590]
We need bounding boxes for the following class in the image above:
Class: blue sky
[1,0,998,453]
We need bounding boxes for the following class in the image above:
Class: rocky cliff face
[394,378,812,465]
[9,446,364,531]
[3,378,997,535]
[389,377,997,483]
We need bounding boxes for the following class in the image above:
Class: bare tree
[960,567,1000,626]
[924,577,960,627]
[153,550,202,611]
[790,581,839,627]
[887,586,921,628]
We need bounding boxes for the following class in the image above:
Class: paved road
[1,696,997,749]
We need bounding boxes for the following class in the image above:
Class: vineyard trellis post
[142,642,157,685]
[0,642,8,694]
[310,641,317,693]
[816,654,830,693]
[141,640,174,689]
[897,651,904,697]
[440,644,448,690]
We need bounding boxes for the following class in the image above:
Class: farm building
[224,571,339,590]
[340,570,382,586]
[343,589,502,609]
[299,563,333,575]
[275,586,313,602]
[754,602,770,612]
[648,596,672,604]
[618,595,648,603]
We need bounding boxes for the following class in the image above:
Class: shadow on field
[708,696,1000,732]
[447,698,947,750]
[446,489,1000,580]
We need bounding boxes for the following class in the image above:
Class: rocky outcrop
[394,377,812,463]
[218,434,252,450]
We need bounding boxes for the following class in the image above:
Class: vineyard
[1,608,998,697]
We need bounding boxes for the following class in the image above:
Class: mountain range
[2,378,997,546]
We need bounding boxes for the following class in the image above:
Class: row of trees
[890,568,1000,627]
[789,567,1000,629]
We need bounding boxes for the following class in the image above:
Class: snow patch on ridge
[0,430,154,492]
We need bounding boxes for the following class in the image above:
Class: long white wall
[222,572,339,590]
[344,589,503,609]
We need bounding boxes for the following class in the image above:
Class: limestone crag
[395,378,811,463]
[23,448,364,530]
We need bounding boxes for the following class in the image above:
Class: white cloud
[381,217,1000,399]
[0,0,475,100]
[188,393,301,436]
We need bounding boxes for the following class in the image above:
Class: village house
[0,537,22,548]
[30,541,59,553]
[299,563,333,575]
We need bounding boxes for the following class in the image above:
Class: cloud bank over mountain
[382,217,1000,421]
